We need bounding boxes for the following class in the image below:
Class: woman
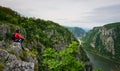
[13,29,25,50]
[14,30,25,43]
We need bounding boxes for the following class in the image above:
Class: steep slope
[0,5,76,50]
[66,27,86,39]
[82,22,120,61]
[0,6,92,71]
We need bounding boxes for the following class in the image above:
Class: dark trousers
[17,38,24,43]
[17,38,24,50]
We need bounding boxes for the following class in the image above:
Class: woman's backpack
[11,33,15,41]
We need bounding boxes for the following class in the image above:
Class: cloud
[84,4,120,24]
[0,0,120,29]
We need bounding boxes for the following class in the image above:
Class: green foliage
[22,50,28,61]
[8,49,16,55]
[94,67,103,71]
[0,6,19,24]
[21,48,38,61]
[104,22,120,29]
[43,41,85,71]
[29,49,38,57]
[0,62,6,71]
[43,48,57,59]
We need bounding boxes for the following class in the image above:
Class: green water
[85,51,120,71]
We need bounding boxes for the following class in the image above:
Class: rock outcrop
[4,60,34,71]
[0,42,36,71]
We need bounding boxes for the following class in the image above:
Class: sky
[0,0,120,29]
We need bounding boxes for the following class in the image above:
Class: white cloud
[0,0,120,29]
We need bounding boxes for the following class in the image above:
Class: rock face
[98,27,115,55]
[82,22,120,61]
[0,42,35,71]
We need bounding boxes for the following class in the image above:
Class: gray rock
[8,42,23,57]
[0,49,9,61]
[6,54,17,63]
[0,42,35,71]
[4,60,34,71]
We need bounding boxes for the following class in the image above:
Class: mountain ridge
[82,22,120,61]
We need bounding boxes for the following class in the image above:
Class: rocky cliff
[82,22,120,61]
[0,42,37,71]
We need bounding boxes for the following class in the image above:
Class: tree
[43,41,85,71]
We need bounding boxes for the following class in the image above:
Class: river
[85,50,120,71]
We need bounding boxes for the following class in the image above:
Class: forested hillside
[82,22,120,61]
[0,6,94,71]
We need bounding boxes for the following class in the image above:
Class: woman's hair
[16,29,19,33]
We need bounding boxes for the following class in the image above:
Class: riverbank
[85,49,120,71]
[84,49,120,65]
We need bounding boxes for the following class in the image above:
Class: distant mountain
[82,22,120,61]
[83,28,91,32]
[66,27,86,39]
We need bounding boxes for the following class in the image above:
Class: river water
[85,51,120,71]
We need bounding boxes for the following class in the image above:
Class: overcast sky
[0,0,120,29]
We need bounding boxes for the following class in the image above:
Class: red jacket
[14,33,25,41]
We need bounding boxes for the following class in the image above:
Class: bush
[43,41,85,71]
